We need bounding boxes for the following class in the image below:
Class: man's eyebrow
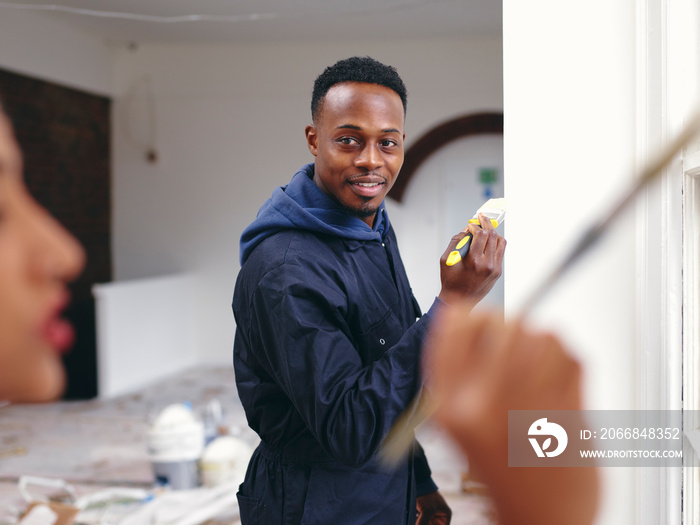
[336,124,401,133]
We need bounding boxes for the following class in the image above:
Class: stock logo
[528,418,568,458]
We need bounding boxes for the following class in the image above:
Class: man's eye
[380,140,397,148]
[338,137,357,145]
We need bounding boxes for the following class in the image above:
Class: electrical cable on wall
[121,75,158,164]
[0,1,458,23]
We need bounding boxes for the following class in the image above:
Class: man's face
[305,82,405,226]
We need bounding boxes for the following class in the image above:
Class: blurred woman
[0,106,84,402]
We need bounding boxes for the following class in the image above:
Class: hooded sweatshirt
[239,163,388,265]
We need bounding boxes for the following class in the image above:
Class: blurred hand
[438,214,506,306]
[423,303,599,525]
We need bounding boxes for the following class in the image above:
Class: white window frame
[636,0,700,522]
[682,147,700,524]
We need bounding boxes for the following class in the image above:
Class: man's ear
[305,124,318,156]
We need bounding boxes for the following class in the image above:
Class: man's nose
[354,144,383,171]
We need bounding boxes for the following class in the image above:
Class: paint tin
[147,403,204,489]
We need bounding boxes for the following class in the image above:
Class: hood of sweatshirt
[239,163,389,265]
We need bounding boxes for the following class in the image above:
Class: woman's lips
[41,292,75,354]
[42,317,75,354]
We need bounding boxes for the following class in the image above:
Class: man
[232,56,506,524]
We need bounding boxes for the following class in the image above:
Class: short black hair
[311,56,407,122]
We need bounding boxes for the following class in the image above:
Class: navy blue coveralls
[233,164,441,524]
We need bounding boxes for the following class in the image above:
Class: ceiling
[0,0,502,45]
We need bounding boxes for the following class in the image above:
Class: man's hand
[416,490,451,525]
[423,304,599,525]
[438,213,506,306]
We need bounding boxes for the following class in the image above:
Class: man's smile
[348,175,387,198]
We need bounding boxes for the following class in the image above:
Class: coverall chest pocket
[354,308,403,363]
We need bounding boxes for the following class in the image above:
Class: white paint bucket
[147,403,204,489]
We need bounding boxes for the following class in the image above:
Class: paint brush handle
[445,233,473,266]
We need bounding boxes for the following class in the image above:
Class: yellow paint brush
[445,198,508,266]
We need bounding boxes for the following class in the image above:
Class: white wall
[93,274,198,398]
[0,8,114,96]
[504,1,638,523]
[111,36,503,364]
